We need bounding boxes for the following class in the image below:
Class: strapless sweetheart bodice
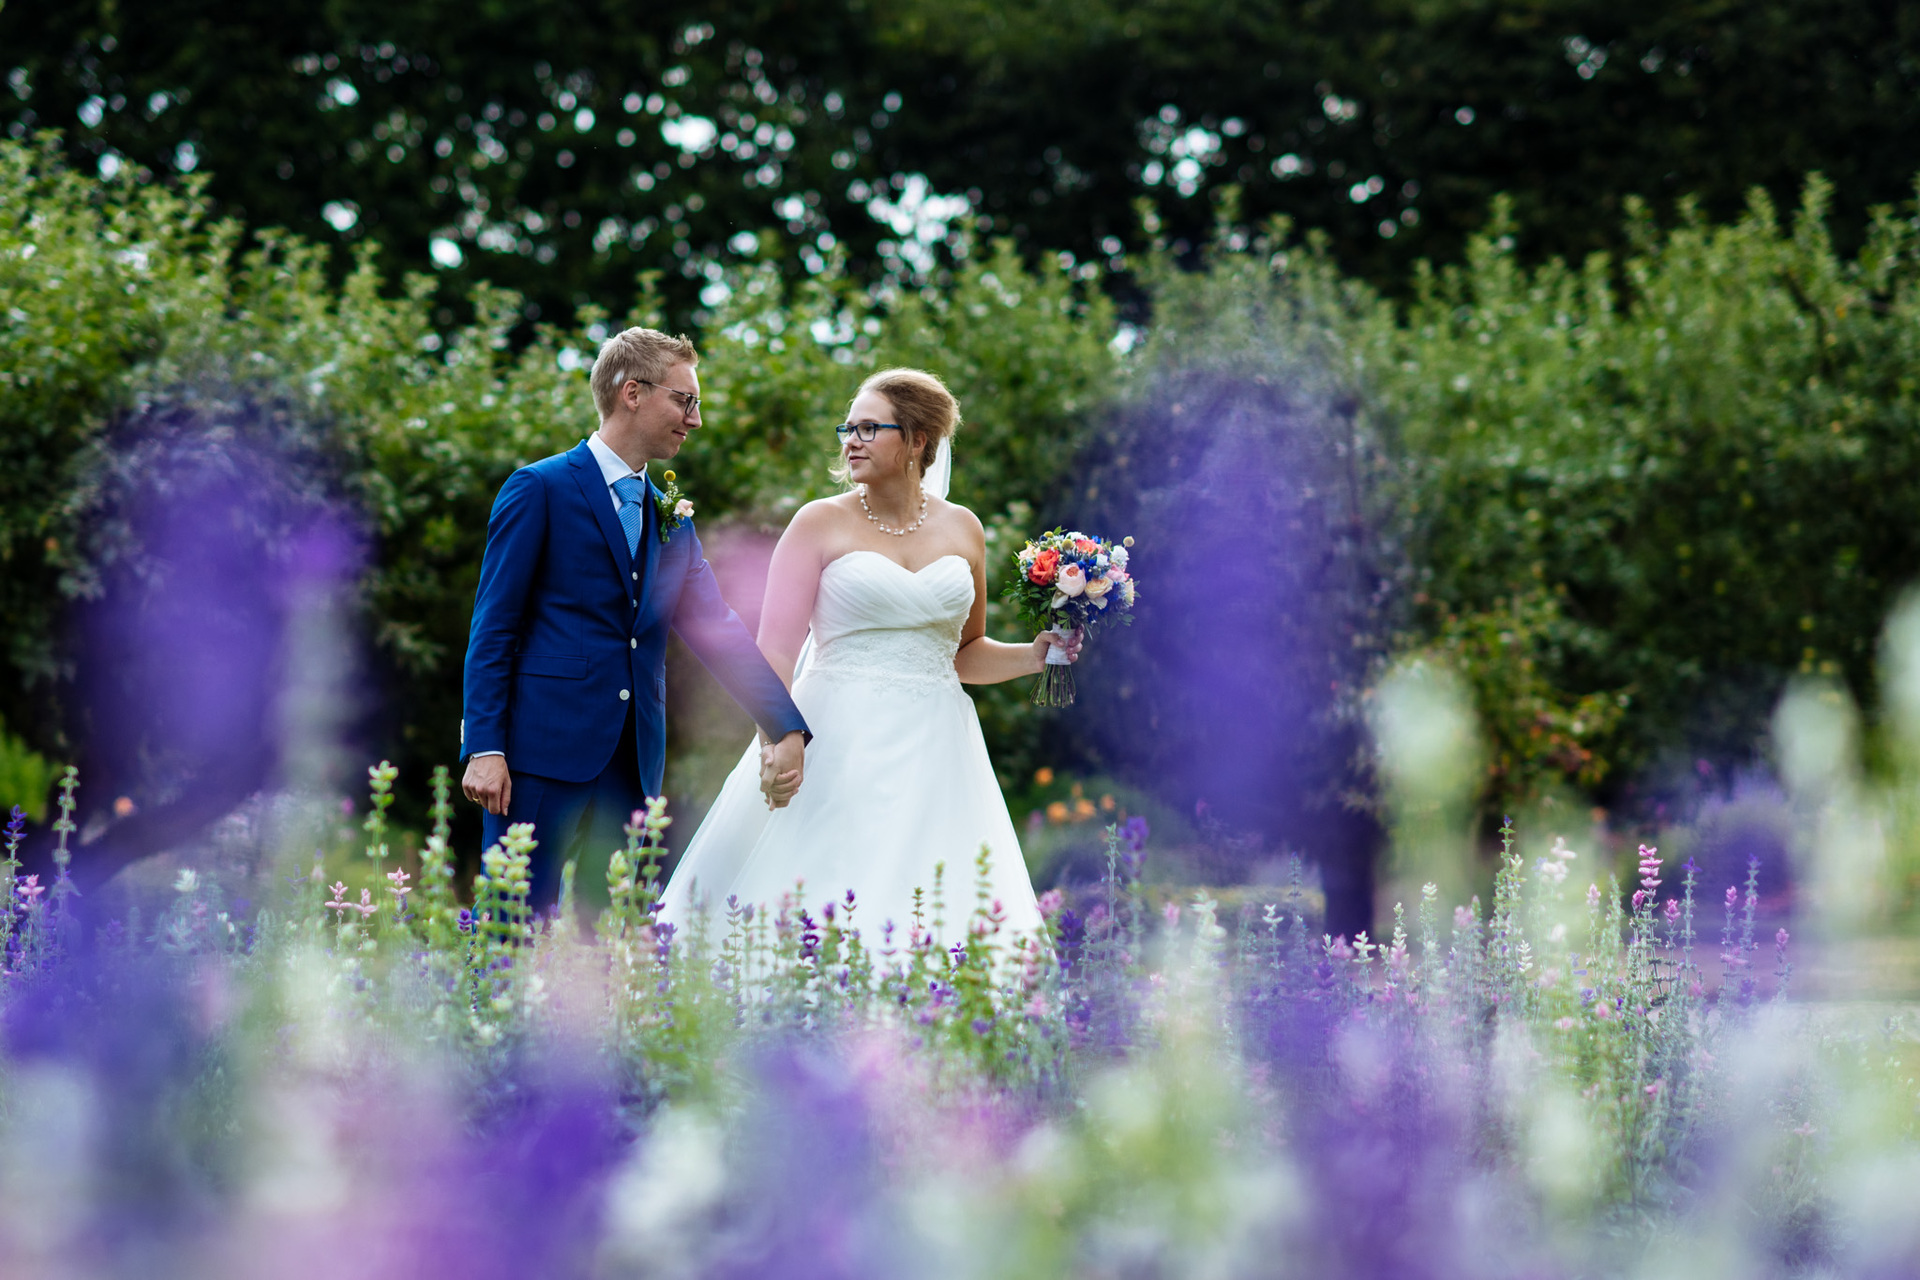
[802,551,973,694]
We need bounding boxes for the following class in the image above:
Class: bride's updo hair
[854,368,959,473]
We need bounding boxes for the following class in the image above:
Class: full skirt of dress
[659,553,1043,944]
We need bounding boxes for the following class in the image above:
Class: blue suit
[462,439,808,904]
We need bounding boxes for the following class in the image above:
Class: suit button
[632,571,638,580]
[619,689,630,701]
[629,639,637,649]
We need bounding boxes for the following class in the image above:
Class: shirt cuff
[469,751,505,760]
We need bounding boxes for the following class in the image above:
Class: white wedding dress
[658,548,1044,944]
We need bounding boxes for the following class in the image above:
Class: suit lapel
[567,442,634,585]
[641,472,664,600]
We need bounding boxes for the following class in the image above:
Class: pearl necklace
[859,484,928,536]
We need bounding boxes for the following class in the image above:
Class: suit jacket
[461,439,808,794]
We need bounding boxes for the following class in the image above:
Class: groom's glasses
[834,421,902,443]
[634,379,701,418]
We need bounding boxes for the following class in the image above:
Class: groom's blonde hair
[852,368,959,472]
[590,327,698,419]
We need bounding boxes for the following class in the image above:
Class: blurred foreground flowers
[0,755,1913,1280]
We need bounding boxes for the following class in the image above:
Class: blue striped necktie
[612,475,646,559]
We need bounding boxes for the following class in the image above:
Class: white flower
[1110,546,1129,570]
[673,498,694,520]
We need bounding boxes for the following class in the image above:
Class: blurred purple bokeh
[46,388,366,893]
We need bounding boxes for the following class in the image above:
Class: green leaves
[1385,176,1920,791]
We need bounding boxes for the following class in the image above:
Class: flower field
[0,752,1914,1280]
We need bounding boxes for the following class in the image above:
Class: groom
[460,326,809,908]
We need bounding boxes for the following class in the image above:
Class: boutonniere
[654,469,694,543]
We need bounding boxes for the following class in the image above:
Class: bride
[659,368,1078,942]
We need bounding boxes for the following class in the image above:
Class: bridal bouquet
[1005,529,1137,706]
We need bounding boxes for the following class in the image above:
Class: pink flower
[1776,927,1790,949]
[1163,900,1181,927]
[1453,905,1475,930]
[1594,1002,1613,1020]
[673,498,695,520]
[1036,888,1064,917]
[1554,1016,1577,1030]
[1057,562,1087,597]
[16,875,43,902]
[1631,889,1647,910]
[1586,884,1601,909]
[1664,898,1681,922]
[1025,993,1050,1018]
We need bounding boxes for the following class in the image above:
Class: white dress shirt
[587,430,645,510]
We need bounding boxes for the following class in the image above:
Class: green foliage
[0,137,596,805]
[0,720,55,822]
[1380,179,1920,791]
[13,129,1920,848]
[0,139,1116,827]
[0,138,232,741]
[1412,589,1627,801]
[682,238,1117,523]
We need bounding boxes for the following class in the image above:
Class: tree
[866,0,1920,289]
[8,0,1915,329]
[0,0,910,325]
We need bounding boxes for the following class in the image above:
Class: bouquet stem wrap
[1035,625,1076,707]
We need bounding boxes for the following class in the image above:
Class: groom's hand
[760,731,806,809]
[463,755,512,816]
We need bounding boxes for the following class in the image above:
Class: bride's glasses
[834,421,903,443]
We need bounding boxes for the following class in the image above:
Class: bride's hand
[1032,627,1084,670]
[760,731,805,809]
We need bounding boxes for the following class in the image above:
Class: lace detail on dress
[803,626,960,695]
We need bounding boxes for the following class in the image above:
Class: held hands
[759,730,807,810]
[463,754,512,816]
[1031,626,1085,671]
